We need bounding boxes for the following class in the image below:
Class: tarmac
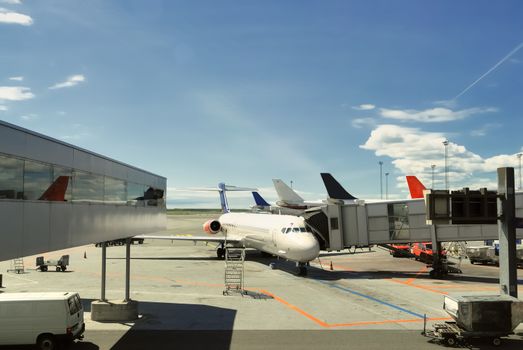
[1,213,523,350]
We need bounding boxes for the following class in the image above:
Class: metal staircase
[223,247,246,296]
[8,258,25,274]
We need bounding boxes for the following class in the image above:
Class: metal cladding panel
[327,204,343,250]
[0,201,24,259]
[366,202,388,217]
[127,167,146,184]
[407,200,426,215]
[91,155,108,175]
[357,205,369,246]
[409,214,429,229]
[106,161,128,180]
[25,135,74,168]
[342,205,359,246]
[368,230,389,243]
[0,124,27,157]
[408,228,431,241]
[72,149,93,173]
[22,202,51,255]
[49,203,72,251]
[368,217,389,231]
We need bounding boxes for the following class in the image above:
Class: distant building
[0,120,166,261]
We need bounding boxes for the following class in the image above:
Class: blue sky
[1,0,522,208]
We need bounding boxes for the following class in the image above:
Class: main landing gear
[296,262,308,277]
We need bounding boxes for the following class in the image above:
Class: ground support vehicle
[36,255,69,272]
[0,292,85,350]
[95,238,144,247]
[425,321,507,347]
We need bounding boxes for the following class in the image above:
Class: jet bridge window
[0,153,23,199]
[388,203,410,240]
[23,159,52,200]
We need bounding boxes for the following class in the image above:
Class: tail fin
[252,192,271,207]
[272,179,304,203]
[39,176,70,201]
[217,183,258,213]
[406,176,426,199]
[320,173,357,200]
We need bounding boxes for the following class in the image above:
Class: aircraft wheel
[61,266,67,272]
[492,337,501,346]
[40,265,48,272]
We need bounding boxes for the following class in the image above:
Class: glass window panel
[0,154,24,199]
[72,171,104,202]
[388,203,410,240]
[105,177,127,203]
[127,182,145,204]
[52,166,72,201]
[23,159,52,200]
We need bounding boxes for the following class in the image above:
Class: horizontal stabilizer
[320,173,357,200]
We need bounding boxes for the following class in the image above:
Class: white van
[0,292,85,350]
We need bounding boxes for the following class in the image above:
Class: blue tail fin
[320,173,357,200]
[252,192,271,207]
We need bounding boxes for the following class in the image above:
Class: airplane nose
[296,235,320,262]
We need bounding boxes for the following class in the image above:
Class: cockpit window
[281,228,286,233]
[292,227,300,232]
[300,227,306,232]
[286,228,292,233]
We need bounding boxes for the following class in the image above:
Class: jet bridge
[304,195,523,251]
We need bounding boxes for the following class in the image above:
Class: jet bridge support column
[498,167,518,297]
[429,226,447,278]
[91,238,138,321]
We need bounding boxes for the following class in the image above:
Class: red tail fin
[39,176,70,201]
[406,176,426,199]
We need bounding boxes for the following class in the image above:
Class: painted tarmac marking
[403,266,428,285]
[316,280,425,319]
[259,289,450,328]
[389,279,448,295]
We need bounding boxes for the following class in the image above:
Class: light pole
[443,140,449,190]
[290,180,293,189]
[379,161,383,199]
[518,154,522,190]
[431,164,436,189]
[385,172,389,199]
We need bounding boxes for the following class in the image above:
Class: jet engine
[203,220,221,234]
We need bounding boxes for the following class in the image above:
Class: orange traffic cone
[330,261,333,270]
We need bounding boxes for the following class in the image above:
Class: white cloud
[49,74,86,90]
[379,107,496,123]
[0,86,34,100]
[352,104,376,111]
[0,7,33,26]
[360,124,520,191]
[8,76,23,81]
[0,1,23,4]
[470,123,502,137]
[351,117,376,129]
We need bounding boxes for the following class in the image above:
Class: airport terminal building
[0,120,166,262]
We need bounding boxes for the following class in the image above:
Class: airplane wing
[135,234,241,243]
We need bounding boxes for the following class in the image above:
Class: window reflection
[73,171,104,202]
[127,182,145,203]
[105,177,126,203]
[23,159,52,200]
[0,153,164,206]
[0,154,23,199]
[52,166,72,201]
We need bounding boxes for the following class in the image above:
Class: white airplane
[272,179,325,209]
[138,183,320,276]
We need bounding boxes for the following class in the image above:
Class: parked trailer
[425,295,523,347]
[36,255,69,272]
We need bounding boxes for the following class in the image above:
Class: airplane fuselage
[217,213,320,263]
